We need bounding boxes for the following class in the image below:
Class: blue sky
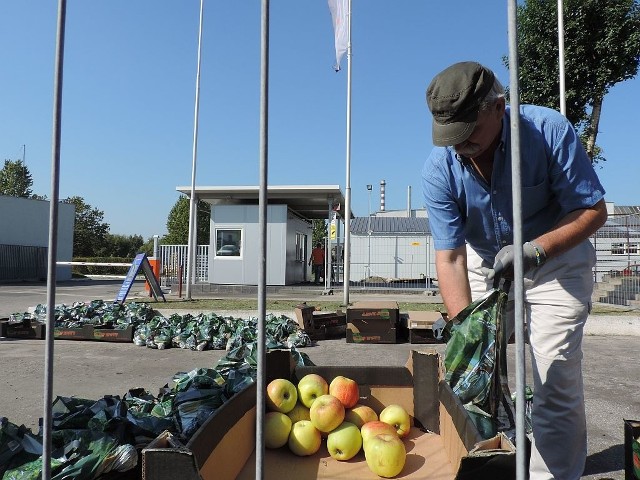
[1,1,638,240]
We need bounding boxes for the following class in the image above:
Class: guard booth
[174,185,348,286]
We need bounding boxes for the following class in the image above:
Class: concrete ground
[0,279,638,479]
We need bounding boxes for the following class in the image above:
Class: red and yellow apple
[309,394,345,433]
[264,411,292,449]
[326,421,363,461]
[265,378,298,413]
[297,373,329,408]
[361,420,398,446]
[329,375,360,409]
[379,404,411,438]
[364,433,407,478]
[288,420,322,456]
[344,404,378,429]
[286,402,311,424]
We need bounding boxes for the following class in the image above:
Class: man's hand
[487,242,546,280]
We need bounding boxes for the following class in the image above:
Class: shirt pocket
[521,179,550,219]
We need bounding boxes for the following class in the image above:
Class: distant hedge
[71,257,135,275]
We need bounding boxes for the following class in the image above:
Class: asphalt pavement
[0,278,638,479]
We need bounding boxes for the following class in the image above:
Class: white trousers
[466,240,595,480]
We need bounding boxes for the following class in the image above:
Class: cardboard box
[92,325,134,343]
[346,301,400,343]
[141,349,517,480]
[405,311,447,344]
[0,318,46,339]
[625,419,640,479]
[53,325,94,340]
[294,305,346,340]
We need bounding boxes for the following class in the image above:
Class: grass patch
[139,297,639,316]
[138,297,445,313]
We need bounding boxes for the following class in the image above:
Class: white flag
[328,0,348,72]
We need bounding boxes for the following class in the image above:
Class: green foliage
[504,0,640,162]
[97,233,144,258]
[163,195,210,245]
[0,159,34,197]
[312,219,328,247]
[63,196,110,257]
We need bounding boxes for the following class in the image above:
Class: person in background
[421,61,607,479]
[309,243,325,285]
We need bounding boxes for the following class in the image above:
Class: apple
[344,404,378,429]
[288,420,322,456]
[266,378,298,413]
[364,433,407,478]
[309,394,345,433]
[361,420,398,446]
[287,402,311,424]
[264,411,292,449]
[329,375,360,409]
[379,404,411,438]
[326,421,362,461]
[297,373,329,408]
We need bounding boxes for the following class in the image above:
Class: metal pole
[507,1,527,479]
[255,0,269,478]
[367,184,372,280]
[43,1,66,478]
[342,0,353,306]
[186,0,204,300]
[557,0,566,115]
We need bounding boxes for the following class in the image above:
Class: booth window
[215,229,242,257]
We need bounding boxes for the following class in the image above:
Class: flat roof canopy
[175,185,350,220]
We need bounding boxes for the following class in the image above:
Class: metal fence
[0,244,48,282]
[158,245,209,286]
[591,213,640,307]
[156,214,640,305]
[326,235,437,291]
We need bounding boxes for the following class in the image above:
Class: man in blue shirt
[422,61,607,479]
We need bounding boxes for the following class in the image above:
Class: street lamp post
[366,184,372,282]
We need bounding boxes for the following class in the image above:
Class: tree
[505,0,640,162]
[63,196,110,257]
[98,233,144,258]
[163,195,211,245]
[312,219,328,247]
[0,159,34,197]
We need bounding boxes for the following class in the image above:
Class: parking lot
[1,279,638,479]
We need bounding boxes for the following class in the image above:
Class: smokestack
[380,179,386,212]
[407,186,412,217]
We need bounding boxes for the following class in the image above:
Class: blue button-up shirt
[421,104,606,263]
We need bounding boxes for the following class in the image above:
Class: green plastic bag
[443,286,516,438]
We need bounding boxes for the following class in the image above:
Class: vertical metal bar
[507,2,527,479]
[557,0,566,116]
[255,1,269,478]
[342,0,353,306]
[186,0,205,300]
[42,1,66,478]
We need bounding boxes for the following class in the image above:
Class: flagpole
[557,0,566,115]
[342,0,352,306]
[186,0,204,300]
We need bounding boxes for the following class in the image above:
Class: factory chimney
[407,185,412,217]
[380,179,386,212]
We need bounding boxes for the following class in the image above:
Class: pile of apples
[264,373,411,478]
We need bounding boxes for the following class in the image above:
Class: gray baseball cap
[426,62,495,146]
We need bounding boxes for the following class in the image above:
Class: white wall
[209,204,288,285]
[0,195,75,280]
